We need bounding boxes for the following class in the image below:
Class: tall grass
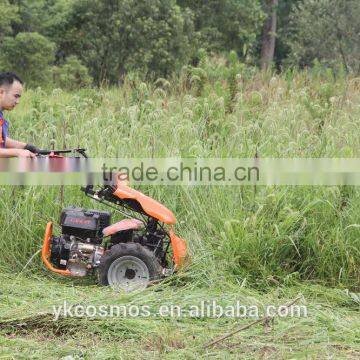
[0,59,359,290]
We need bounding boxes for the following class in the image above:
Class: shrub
[52,56,93,90]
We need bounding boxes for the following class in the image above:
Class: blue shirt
[0,111,9,148]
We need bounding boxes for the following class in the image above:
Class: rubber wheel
[98,243,162,291]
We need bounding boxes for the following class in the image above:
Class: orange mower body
[41,164,187,290]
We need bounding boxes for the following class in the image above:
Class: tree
[0,32,55,86]
[260,0,278,70]
[286,0,360,73]
[50,0,195,84]
[0,0,19,39]
[9,0,74,35]
[272,0,301,69]
[177,0,264,60]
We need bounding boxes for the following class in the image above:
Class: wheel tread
[98,242,162,287]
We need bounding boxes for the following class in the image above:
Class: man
[0,72,39,158]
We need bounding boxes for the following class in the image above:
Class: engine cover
[60,206,111,243]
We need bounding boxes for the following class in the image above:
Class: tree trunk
[260,0,278,71]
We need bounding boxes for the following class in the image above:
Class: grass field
[0,63,359,358]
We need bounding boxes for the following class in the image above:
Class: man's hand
[0,148,36,158]
[24,143,40,154]
[14,149,36,158]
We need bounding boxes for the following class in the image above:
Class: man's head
[0,72,23,111]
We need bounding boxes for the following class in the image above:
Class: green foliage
[177,0,264,60]
[272,0,302,67]
[11,0,51,33]
[0,0,19,38]
[52,56,93,90]
[0,32,55,86]
[286,0,360,73]
[187,49,208,96]
[50,0,194,84]
[1,0,358,84]
[10,0,75,35]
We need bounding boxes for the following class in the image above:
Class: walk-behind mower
[40,149,187,291]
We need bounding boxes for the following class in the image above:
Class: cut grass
[0,273,359,359]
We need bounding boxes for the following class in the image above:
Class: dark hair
[0,72,23,86]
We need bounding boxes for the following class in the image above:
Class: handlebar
[36,148,88,158]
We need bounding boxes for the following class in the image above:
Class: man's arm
[0,137,35,157]
[2,137,39,157]
[5,137,26,149]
